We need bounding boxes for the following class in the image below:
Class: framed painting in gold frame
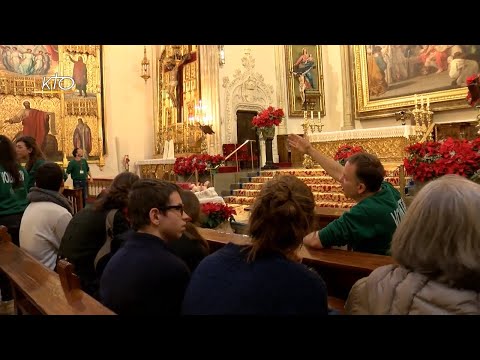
[350,45,479,120]
[0,45,106,167]
[285,45,326,117]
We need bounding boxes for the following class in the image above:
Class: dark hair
[180,189,209,252]
[35,162,64,191]
[15,136,46,171]
[72,148,79,157]
[94,171,140,212]
[247,174,315,262]
[128,179,180,231]
[347,153,385,192]
[0,135,22,188]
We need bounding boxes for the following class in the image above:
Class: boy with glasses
[99,179,191,315]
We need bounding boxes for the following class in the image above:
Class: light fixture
[140,46,150,82]
[218,45,225,67]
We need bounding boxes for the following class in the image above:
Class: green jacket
[0,164,29,216]
[26,159,46,191]
[65,158,89,181]
[319,181,406,255]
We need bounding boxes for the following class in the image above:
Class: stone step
[249,175,401,186]
[239,182,345,193]
[223,195,355,210]
[259,168,401,178]
[230,189,354,203]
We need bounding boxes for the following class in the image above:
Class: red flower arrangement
[200,202,237,229]
[334,144,365,166]
[466,74,480,107]
[251,106,284,129]
[404,137,480,183]
[173,154,225,176]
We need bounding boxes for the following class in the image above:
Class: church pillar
[199,45,221,155]
[340,45,355,130]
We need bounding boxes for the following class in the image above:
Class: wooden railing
[0,226,114,315]
[88,177,114,198]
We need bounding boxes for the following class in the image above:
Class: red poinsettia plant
[404,137,480,183]
[200,202,237,229]
[466,74,480,107]
[251,106,284,129]
[334,144,365,166]
[173,154,225,176]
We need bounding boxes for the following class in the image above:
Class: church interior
[0,44,479,315]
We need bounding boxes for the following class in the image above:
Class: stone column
[340,45,355,130]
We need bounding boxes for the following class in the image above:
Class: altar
[135,158,176,180]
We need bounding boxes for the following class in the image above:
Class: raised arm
[287,134,344,182]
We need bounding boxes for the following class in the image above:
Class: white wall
[89,45,155,178]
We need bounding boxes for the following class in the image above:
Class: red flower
[466,73,480,107]
[173,154,225,176]
[334,144,365,166]
[200,202,237,228]
[404,137,480,183]
[251,106,284,129]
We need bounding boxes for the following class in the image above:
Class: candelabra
[301,91,324,169]
[395,94,434,142]
[188,100,214,154]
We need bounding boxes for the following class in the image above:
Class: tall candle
[318,111,320,120]
[420,96,424,107]
[427,96,430,109]
[414,94,417,107]
[310,110,313,119]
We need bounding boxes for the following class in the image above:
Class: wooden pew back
[198,228,395,302]
[63,188,84,214]
[0,226,114,315]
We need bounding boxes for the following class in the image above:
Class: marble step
[230,189,354,203]
[223,195,355,209]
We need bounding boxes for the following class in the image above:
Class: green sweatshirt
[27,159,46,191]
[66,158,89,181]
[0,165,29,216]
[319,181,406,255]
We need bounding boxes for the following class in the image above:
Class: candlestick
[427,96,430,109]
[420,96,424,108]
[304,110,307,118]
[317,111,320,120]
[414,94,418,108]
[310,110,313,120]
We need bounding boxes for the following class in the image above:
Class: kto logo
[41,73,75,91]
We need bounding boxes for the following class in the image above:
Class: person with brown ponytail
[168,189,209,272]
[181,174,328,315]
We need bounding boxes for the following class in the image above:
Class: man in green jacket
[288,134,406,255]
[65,148,92,208]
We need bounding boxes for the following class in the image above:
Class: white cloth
[167,139,175,159]
[19,202,72,270]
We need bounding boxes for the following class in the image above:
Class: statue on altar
[166,53,191,108]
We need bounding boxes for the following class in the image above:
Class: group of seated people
[1,133,479,315]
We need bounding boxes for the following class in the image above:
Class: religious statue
[166,53,191,108]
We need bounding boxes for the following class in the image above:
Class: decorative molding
[222,51,274,144]
[340,45,355,130]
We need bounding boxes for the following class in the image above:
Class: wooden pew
[197,228,395,313]
[0,226,114,315]
[63,188,84,214]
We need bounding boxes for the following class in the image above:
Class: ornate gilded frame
[0,45,106,167]
[285,45,326,117]
[350,45,473,120]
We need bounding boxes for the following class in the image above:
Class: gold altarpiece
[0,45,105,168]
[154,45,205,158]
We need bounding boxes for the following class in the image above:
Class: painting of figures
[285,45,326,117]
[351,45,480,119]
[0,45,105,165]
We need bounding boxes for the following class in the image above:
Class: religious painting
[349,45,480,120]
[0,45,106,166]
[285,45,326,117]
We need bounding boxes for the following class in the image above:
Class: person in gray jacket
[346,175,480,315]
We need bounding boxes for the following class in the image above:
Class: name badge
[79,170,84,174]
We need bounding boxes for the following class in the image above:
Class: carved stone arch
[222,51,274,144]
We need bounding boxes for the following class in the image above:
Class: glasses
[161,204,184,216]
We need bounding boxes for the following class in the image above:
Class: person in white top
[19,162,73,270]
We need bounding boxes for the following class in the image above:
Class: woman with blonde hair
[346,174,480,315]
[182,174,328,315]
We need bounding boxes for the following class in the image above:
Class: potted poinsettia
[199,202,236,232]
[333,144,365,166]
